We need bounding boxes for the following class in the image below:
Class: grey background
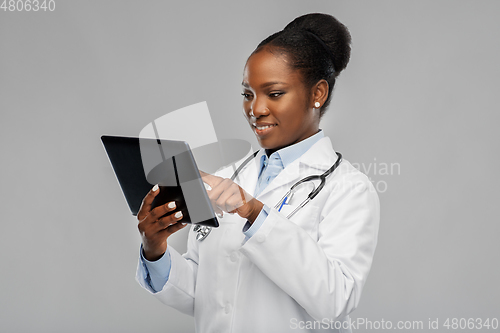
[1,0,499,332]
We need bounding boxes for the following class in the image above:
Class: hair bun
[251,12,352,114]
[283,13,351,75]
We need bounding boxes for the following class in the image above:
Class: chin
[257,140,272,149]
[257,140,280,151]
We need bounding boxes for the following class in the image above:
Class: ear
[310,79,329,109]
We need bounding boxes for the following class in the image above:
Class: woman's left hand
[199,170,263,223]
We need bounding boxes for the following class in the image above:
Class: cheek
[278,101,306,125]
[242,107,251,122]
[242,100,251,112]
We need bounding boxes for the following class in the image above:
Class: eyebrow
[241,81,286,88]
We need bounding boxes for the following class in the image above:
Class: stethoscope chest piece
[193,225,212,241]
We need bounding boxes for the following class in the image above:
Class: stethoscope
[194,151,342,241]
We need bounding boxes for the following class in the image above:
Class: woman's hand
[137,185,187,261]
[200,171,264,223]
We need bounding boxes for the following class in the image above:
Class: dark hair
[252,13,351,116]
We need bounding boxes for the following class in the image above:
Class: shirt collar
[260,130,324,170]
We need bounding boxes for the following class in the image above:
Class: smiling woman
[135,13,380,333]
[242,50,322,153]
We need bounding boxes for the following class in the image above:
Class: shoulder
[303,137,379,205]
[325,159,380,226]
[334,158,376,194]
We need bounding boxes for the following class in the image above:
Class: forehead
[243,49,302,87]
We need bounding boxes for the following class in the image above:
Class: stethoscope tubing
[194,151,342,241]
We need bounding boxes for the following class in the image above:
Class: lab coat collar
[299,136,339,170]
[232,151,260,197]
[254,137,338,199]
[264,130,324,169]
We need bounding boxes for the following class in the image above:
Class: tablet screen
[101,135,219,227]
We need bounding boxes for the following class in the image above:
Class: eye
[241,92,253,100]
[269,91,284,98]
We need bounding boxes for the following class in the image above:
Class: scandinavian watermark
[351,158,401,194]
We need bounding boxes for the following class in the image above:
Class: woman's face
[242,49,320,153]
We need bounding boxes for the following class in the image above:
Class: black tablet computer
[101,135,219,227]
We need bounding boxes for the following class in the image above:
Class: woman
[136,13,379,333]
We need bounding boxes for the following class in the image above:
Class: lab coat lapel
[299,137,338,171]
[234,150,261,196]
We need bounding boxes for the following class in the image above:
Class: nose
[250,97,269,118]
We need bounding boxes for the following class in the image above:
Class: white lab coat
[137,137,380,333]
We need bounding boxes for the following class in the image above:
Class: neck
[264,129,322,157]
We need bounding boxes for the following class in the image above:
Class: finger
[223,192,246,213]
[217,181,250,213]
[242,187,254,205]
[207,177,231,202]
[163,220,188,236]
[145,200,178,224]
[214,182,239,212]
[137,201,177,236]
[214,208,224,218]
[204,178,226,214]
[137,184,160,221]
[207,178,234,213]
[155,210,184,231]
[225,186,253,214]
[200,170,223,189]
[198,170,209,178]
[209,202,224,218]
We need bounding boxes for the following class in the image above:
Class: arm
[239,172,380,321]
[137,240,200,316]
[135,185,198,315]
[136,246,172,293]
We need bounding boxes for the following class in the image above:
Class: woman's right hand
[137,184,187,261]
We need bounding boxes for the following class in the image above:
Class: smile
[252,123,276,135]
[255,124,275,130]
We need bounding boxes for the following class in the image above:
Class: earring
[314,102,320,108]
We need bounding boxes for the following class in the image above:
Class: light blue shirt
[242,130,324,238]
[140,130,324,292]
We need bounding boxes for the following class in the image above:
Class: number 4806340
[1,0,56,11]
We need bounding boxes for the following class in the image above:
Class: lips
[255,124,275,130]
[252,123,276,136]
